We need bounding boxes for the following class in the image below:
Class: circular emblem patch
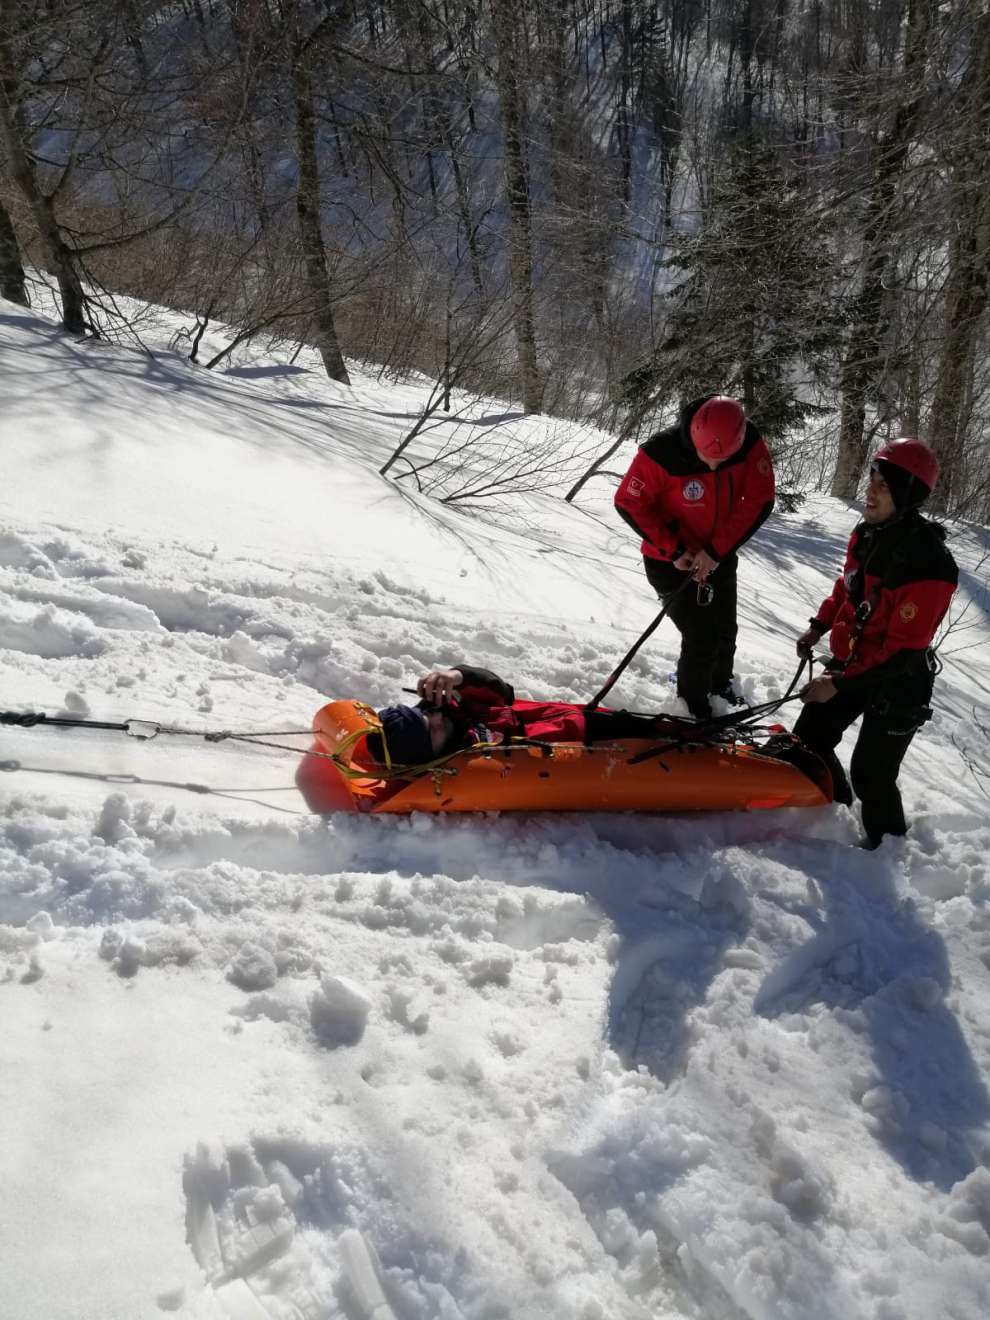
[682,480,705,502]
[899,602,918,622]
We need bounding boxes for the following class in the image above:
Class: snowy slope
[2,296,990,1320]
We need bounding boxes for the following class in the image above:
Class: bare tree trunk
[830,0,933,498]
[491,0,543,414]
[399,0,484,299]
[927,8,990,509]
[0,192,27,305]
[0,44,87,333]
[292,40,350,384]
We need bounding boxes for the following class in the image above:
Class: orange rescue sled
[297,700,832,815]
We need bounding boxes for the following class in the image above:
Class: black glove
[796,626,823,660]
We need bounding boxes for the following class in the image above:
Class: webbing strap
[584,575,693,714]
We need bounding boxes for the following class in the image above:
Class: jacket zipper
[711,469,721,542]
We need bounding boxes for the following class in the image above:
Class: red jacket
[812,511,957,690]
[615,398,775,561]
[452,668,588,743]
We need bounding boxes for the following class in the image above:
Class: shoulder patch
[899,601,918,622]
[626,476,644,497]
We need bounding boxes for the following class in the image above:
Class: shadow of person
[753,857,990,1190]
[601,843,754,1083]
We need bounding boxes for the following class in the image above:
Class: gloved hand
[796,626,823,660]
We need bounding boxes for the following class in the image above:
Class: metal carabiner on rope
[696,579,715,608]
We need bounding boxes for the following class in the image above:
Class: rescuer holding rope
[614,395,776,719]
[794,439,957,849]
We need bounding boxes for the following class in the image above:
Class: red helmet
[871,438,939,495]
[690,396,746,463]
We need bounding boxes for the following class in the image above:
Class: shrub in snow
[309,974,371,1047]
[227,941,279,991]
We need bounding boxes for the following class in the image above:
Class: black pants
[585,710,669,740]
[793,687,925,847]
[644,554,738,718]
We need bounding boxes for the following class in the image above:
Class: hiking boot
[684,697,713,720]
[712,683,744,706]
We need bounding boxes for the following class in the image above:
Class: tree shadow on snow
[222,364,310,380]
[753,862,990,1191]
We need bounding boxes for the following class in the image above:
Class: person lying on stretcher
[368,664,671,767]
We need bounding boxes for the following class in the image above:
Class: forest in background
[1,0,989,516]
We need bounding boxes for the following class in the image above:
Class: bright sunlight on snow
[2,296,990,1320]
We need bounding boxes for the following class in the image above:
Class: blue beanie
[367,704,432,766]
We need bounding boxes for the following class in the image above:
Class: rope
[0,710,315,740]
[624,655,816,767]
[585,575,693,713]
[2,653,821,788]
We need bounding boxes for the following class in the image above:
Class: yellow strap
[327,710,626,787]
[330,728,544,784]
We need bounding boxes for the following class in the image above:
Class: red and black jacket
[614,397,776,562]
[448,665,589,745]
[812,510,958,693]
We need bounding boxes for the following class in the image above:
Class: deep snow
[2,294,990,1320]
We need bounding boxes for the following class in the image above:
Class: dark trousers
[644,554,738,717]
[793,689,919,846]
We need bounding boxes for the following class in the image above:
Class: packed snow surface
[2,296,990,1320]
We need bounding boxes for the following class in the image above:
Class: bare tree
[0,2,89,331]
[380,287,520,479]
[0,187,26,304]
[490,0,542,413]
[927,6,990,509]
[290,3,351,384]
[830,0,938,499]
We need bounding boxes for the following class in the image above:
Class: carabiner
[696,580,714,608]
